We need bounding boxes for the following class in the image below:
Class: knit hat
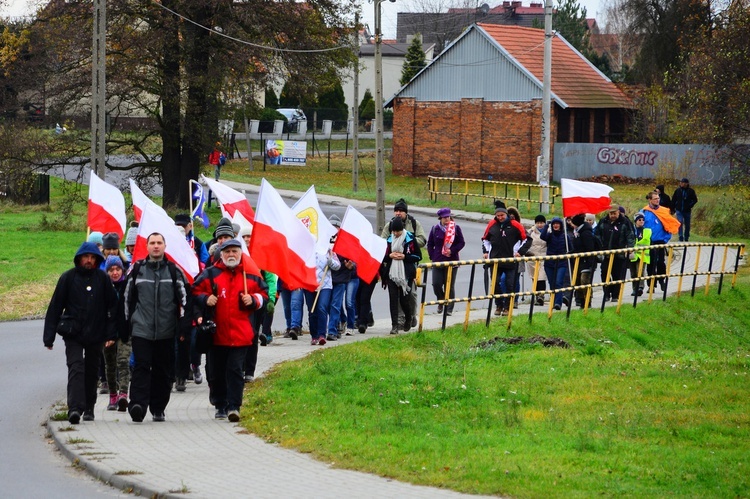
[390,217,404,232]
[88,231,103,246]
[680,177,689,183]
[125,223,138,246]
[213,217,235,239]
[634,212,645,222]
[618,206,626,214]
[174,213,191,226]
[239,224,253,237]
[102,232,120,250]
[232,223,240,236]
[534,214,547,224]
[329,214,341,228]
[495,206,508,215]
[394,198,408,213]
[437,207,452,218]
[494,199,506,210]
[570,214,586,227]
[105,255,124,271]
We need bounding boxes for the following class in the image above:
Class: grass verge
[241,273,750,497]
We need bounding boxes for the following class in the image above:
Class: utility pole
[352,12,360,192]
[539,0,552,214]
[374,0,395,233]
[91,0,106,179]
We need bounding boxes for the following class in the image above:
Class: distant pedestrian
[569,214,598,308]
[594,205,635,302]
[381,217,422,334]
[540,217,572,310]
[642,191,680,291]
[306,248,340,345]
[124,233,191,423]
[103,255,131,412]
[192,239,268,421]
[672,178,698,241]
[629,212,651,296]
[43,242,118,424]
[655,184,672,211]
[524,215,548,306]
[208,142,225,181]
[426,207,465,316]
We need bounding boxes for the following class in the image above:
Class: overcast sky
[3,0,605,39]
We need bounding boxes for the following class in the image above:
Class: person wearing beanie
[124,222,139,261]
[524,215,548,306]
[100,232,128,270]
[594,205,635,302]
[380,199,426,329]
[569,213,598,308]
[540,218,573,310]
[628,212,652,297]
[672,178,698,241]
[43,242,118,424]
[380,216,422,334]
[103,255,132,412]
[88,231,104,250]
[207,217,236,266]
[427,207,465,316]
[482,203,531,316]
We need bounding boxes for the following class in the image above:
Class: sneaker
[283,328,293,338]
[117,392,128,412]
[175,378,186,392]
[290,327,300,340]
[403,318,412,332]
[338,322,346,333]
[437,305,444,314]
[411,317,417,327]
[98,381,109,394]
[553,304,562,310]
[345,328,355,336]
[82,409,95,422]
[192,365,203,385]
[389,328,399,335]
[501,308,509,316]
[244,374,254,383]
[611,296,619,302]
[326,334,338,341]
[446,311,453,316]
[227,410,240,423]
[318,337,327,346]
[310,338,319,346]
[107,393,118,411]
[215,409,227,420]
[130,404,145,423]
[659,279,667,292]
[266,334,273,344]
[259,333,268,346]
[358,324,366,334]
[535,297,545,306]
[68,411,81,425]
[152,412,165,422]
[367,315,375,327]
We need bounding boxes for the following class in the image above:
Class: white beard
[222,256,239,268]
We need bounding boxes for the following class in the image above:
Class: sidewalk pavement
[48,311,497,499]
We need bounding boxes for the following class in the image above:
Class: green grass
[241,276,750,497]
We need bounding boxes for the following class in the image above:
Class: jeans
[492,267,517,310]
[676,211,691,241]
[287,288,305,330]
[210,345,248,412]
[544,261,570,307]
[431,266,458,312]
[305,288,331,340]
[344,279,359,328]
[65,339,102,413]
[129,337,174,416]
[328,283,346,337]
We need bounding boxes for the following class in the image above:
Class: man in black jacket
[44,242,118,424]
[672,178,698,241]
[594,205,635,302]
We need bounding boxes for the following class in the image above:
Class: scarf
[643,205,681,234]
[442,220,456,257]
[388,232,409,294]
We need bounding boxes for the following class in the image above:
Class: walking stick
[310,265,330,314]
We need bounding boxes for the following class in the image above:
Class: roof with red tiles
[479,23,632,108]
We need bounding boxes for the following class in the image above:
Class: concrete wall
[553,143,734,185]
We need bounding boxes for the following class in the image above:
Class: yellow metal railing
[415,242,746,331]
[427,176,561,212]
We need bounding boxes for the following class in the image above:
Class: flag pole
[188,180,196,219]
[310,265,329,314]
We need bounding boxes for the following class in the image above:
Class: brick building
[388,24,633,181]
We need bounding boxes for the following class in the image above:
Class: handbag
[56,313,79,339]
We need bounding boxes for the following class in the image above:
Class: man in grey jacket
[124,233,190,423]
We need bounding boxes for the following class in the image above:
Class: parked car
[277,108,306,133]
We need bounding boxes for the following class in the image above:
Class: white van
[276,108,306,133]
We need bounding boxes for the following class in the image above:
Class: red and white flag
[561,178,614,217]
[332,205,387,285]
[88,171,126,239]
[129,179,168,223]
[292,185,338,255]
[201,175,255,224]
[248,179,317,292]
[131,202,200,284]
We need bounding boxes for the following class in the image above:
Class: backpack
[219,152,226,166]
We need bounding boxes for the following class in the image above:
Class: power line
[150,0,351,54]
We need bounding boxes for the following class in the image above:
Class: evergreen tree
[400,34,426,86]
[359,89,374,118]
[279,82,299,108]
[553,0,591,58]
[317,79,348,124]
[264,88,279,109]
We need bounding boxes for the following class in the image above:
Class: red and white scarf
[442,220,456,257]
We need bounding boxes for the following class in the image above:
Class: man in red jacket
[192,239,268,421]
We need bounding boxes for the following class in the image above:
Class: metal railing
[427,176,560,212]
[415,242,746,331]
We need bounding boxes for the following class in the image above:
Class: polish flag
[248,179,317,292]
[129,179,168,223]
[88,171,126,239]
[130,202,200,283]
[201,176,255,224]
[292,185,339,255]
[561,178,614,217]
[332,205,387,285]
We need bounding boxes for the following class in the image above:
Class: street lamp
[374,0,395,234]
